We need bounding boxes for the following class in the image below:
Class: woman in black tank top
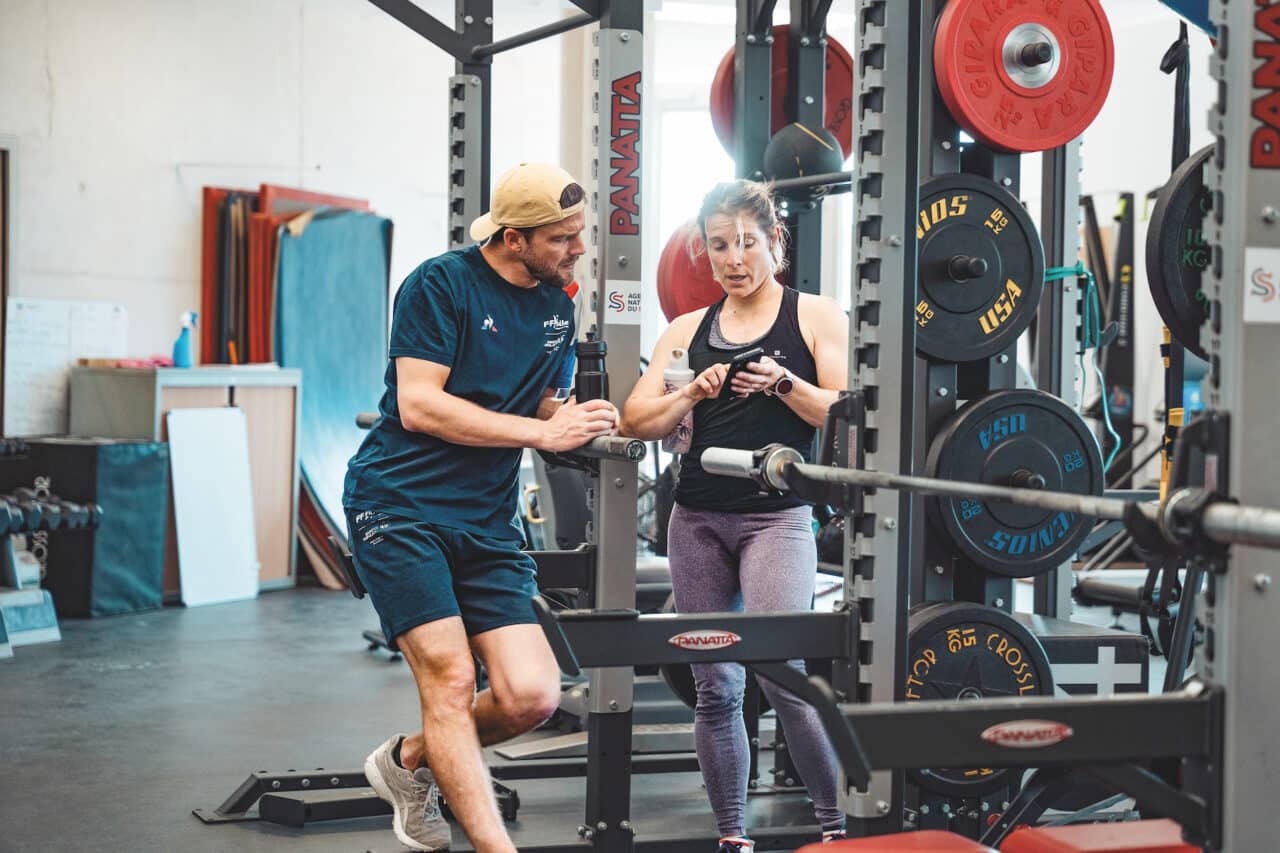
[677,286,817,511]
[619,181,850,849]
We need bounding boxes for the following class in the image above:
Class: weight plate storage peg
[933,0,1116,152]
[905,601,1055,798]
[1146,144,1213,359]
[915,174,1045,362]
[926,389,1104,577]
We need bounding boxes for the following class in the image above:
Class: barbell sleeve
[1201,501,1280,550]
[700,447,759,480]
[576,436,648,462]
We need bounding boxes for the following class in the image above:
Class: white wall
[0,0,564,358]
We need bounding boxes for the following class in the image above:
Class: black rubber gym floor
[0,588,817,853]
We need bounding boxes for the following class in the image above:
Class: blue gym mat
[275,209,392,546]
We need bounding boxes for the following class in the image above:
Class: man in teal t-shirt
[344,163,618,853]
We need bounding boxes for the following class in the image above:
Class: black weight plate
[927,389,1104,578]
[916,175,1045,362]
[905,601,1054,798]
[1146,145,1213,359]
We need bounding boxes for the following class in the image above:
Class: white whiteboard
[4,298,128,436]
[167,407,260,608]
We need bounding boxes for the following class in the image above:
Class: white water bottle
[662,348,695,454]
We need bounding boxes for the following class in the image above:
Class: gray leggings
[667,503,843,837]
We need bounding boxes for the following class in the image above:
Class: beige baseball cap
[469,162,587,242]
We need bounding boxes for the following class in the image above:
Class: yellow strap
[1159,408,1186,502]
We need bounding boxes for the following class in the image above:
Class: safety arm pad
[749,661,872,789]
[532,595,582,677]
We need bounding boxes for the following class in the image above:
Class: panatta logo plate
[980,719,1074,749]
[667,630,741,651]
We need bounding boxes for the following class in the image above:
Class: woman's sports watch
[765,369,796,398]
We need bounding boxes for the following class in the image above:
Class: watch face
[775,375,795,396]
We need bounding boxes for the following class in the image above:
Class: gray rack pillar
[1202,2,1280,846]
[582,2,644,850]
[782,0,832,295]
[843,0,924,833]
[733,0,776,180]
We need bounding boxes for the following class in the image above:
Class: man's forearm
[402,389,545,449]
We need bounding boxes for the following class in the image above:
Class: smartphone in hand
[719,346,766,398]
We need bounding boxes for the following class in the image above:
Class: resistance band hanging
[1045,262,1121,471]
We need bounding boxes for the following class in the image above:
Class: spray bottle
[172,312,198,368]
[662,348,695,454]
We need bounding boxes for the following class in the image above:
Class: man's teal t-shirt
[343,245,576,540]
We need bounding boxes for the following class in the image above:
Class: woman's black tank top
[675,286,819,512]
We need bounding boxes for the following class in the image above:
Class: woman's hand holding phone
[683,363,730,402]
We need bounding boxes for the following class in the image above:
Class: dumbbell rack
[0,438,102,659]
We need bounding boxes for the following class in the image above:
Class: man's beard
[523,253,576,288]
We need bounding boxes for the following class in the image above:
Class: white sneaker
[364,734,451,851]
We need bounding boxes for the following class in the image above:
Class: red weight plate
[657,223,724,323]
[709,24,855,160]
[934,0,1115,153]
[796,830,997,851]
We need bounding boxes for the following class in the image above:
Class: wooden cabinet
[69,366,301,598]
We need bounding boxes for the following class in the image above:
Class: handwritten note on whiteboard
[4,298,128,436]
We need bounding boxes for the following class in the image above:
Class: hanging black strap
[1159,22,1191,487]
[1161,22,1192,169]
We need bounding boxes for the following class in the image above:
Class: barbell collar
[701,445,800,492]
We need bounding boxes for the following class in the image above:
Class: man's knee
[398,626,478,714]
[421,665,478,713]
[497,675,562,732]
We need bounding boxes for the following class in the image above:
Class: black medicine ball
[763,122,844,181]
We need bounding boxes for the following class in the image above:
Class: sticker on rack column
[1245,247,1280,323]
[605,280,642,325]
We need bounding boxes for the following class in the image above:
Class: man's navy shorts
[345,508,539,651]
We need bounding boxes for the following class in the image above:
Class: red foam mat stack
[199,184,376,592]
